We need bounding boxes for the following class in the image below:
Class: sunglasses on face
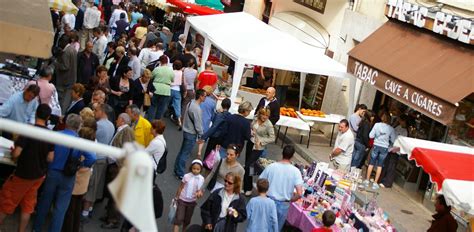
[224,180,234,185]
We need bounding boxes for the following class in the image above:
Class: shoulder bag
[152,138,168,174]
[63,149,82,176]
[206,159,222,191]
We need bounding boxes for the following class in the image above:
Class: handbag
[206,159,222,191]
[168,199,177,224]
[153,184,163,219]
[63,149,81,176]
[203,148,220,170]
[143,93,151,107]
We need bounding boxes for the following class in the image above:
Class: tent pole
[299,72,307,110]
[347,76,357,118]
[200,38,212,71]
[230,60,245,107]
[183,20,191,45]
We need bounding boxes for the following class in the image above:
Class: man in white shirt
[92,27,108,64]
[81,3,101,49]
[108,2,128,29]
[329,119,354,172]
[128,47,141,80]
[61,13,76,34]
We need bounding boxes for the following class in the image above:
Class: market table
[287,202,341,232]
[275,115,311,148]
[296,112,345,147]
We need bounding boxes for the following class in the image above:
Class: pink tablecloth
[287,203,341,232]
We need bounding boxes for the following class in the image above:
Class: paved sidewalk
[278,127,433,232]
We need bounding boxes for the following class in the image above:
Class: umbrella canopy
[196,0,224,11]
[0,0,54,58]
[49,0,79,15]
[167,0,223,15]
[394,136,474,214]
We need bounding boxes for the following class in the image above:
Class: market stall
[182,12,355,117]
[257,159,398,231]
[0,0,54,58]
[394,136,474,215]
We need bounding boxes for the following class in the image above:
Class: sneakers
[362,179,370,187]
[372,183,380,190]
[245,191,253,197]
[379,183,386,188]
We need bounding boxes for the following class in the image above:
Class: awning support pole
[299,72,307,110]
[230,60,245,107]
[200,37,212,71]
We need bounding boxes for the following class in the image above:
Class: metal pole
[0,118,124,159]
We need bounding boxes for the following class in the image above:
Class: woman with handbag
[202,144,245,193]
[244,108,275,196]
[131,69,155,113]
[201,172,247,232]
[109,66,133,116]
[170,60,184,129]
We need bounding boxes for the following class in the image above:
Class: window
[293,0,327,14]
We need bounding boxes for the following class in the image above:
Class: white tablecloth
[237,90,264,108]
[296,112,345,126]
[276,115,311,131]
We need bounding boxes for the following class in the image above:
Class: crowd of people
[0,0,458,231]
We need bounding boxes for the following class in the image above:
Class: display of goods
[300,108,326,117]
[280,107,297,118]
[239,86,267,95]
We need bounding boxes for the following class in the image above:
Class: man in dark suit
[54,35,78,114]
[108,46,129,78]
[77,41,100,85]
[255,87,280,125]
[64,83,86,120]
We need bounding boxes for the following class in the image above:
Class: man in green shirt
[147,55,174,120]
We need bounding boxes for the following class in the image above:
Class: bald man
[77,41,100,85]
[255,87,280,125]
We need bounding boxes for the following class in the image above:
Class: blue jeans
[272,199,290,231]
[351,140,367,168]
[146,94,171,120]
[174,132,197,177]
[33,169,75,232]
[170,89,182,118]
[370,145,389,167]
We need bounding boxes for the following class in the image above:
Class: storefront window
[447,98,474,147]
[293,0,327,14]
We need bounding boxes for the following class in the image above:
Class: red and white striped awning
[394,136,474,214]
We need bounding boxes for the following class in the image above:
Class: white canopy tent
[183,12,356,116]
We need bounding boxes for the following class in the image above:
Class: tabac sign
[385,0,474,45]
[347,58,457,125]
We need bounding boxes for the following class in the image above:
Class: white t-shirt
[145,135,166,170]
[179,173,204,202]
[220,191,235,218]
[334,130,355,165]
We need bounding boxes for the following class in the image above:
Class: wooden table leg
[281,127,289,148]
[276,126,281,144]
[307,128,311,148]
[329,123,335,146]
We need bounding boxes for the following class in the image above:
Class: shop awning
[184,12,351,108]
[394,136,474,214]
[167,0,223,15]
[348,20,474,125]
[0,0,54,58]
[49,0,79,15]
[195,0,224,11]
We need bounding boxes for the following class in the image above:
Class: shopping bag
[204,148,220,170]
[168,199,177,224]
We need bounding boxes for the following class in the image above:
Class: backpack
[152,138,168,174]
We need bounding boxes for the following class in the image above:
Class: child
[246,178,278,232]
[173,160,204,232]
[312,210,336,232]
